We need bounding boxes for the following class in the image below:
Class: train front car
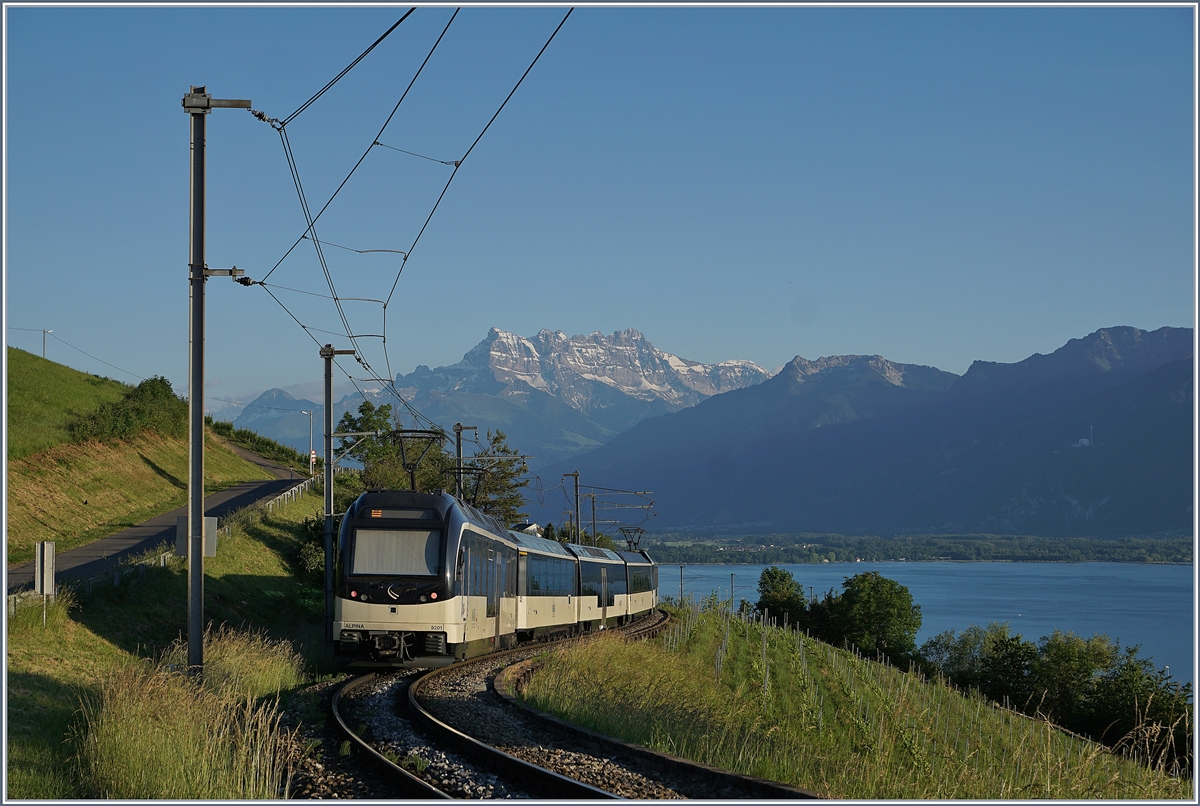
[333,490,519,668]
[333,490,458,668]
[617,549,658,617]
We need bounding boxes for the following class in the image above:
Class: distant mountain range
[534,326,1193,538]
[224,328,769,467]
[392,328,770,467]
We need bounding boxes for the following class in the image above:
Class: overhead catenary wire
[258,9,459,284]
[280,9,416,128]
[382,7,574,309]
[247,8,574,454]
[372,141,460,166]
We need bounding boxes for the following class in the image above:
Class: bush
[69,377,187,442]
[206,418,311,470]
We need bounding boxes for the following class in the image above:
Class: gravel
[418,648,687,799]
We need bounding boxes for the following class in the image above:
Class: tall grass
[71,627,305,799]
[160,624,308,698]
[7,588,80,633]
[522,601,1192,799]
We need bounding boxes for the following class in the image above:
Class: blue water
[662,561,1195,685]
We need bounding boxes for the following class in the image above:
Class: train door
[601,567,608,628]
[491,545,501,643]
[456,545,467,634]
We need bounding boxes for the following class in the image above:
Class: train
[332,489,659,668]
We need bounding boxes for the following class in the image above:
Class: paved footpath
[6,446,309,594]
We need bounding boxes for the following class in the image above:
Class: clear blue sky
[4,5,1195,410]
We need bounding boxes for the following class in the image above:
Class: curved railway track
[329,609,821,799]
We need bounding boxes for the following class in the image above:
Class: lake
[661,561,1195,685]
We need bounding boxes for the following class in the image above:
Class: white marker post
[34,541,55,627]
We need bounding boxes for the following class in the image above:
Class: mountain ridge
[533,325,1193,537]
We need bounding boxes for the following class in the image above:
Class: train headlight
[419,595,427,603]
[430,592,438,600]
[350,590,358,598]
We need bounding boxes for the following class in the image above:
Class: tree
[336,401,450,491]
[542,522,557,542]
[1088,646,1192,770]
[1030,629,1118,726]
[920,624,987,689]
[464,430,529,526]
[835,571,922,662]
[756,566,806,625]
[335,407,526,521]
[581,531,617,550]
[979,625,1037,709]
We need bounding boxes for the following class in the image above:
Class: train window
[351,529,441,576]
[629,567,652,593]
[580,562,601,598]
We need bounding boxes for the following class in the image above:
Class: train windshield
[351,528,441,576]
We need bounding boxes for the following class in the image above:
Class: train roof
[616,550,654,566]
[565,544,624,562]
[507,531,575,557]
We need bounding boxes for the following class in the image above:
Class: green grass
[6,429,274,566]
[207,418,313,476]
[5,489,333,799]
[6,347,131,460]
[72,630,300,799]
[522,601,1192,799]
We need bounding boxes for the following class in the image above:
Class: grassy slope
[5,491,330,798]
[6,349,281,566]
[524,606,1191,799]
[6,347,130,461]
[6,430,273,566]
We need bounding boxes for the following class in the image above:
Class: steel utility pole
[183,85,250,674]
[322,345,355,644]
[453,423,477,498]
[590,494,597,547]
[563,472,580,543]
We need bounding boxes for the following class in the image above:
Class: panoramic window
[352,529,441,576]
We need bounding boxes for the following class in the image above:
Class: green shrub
[69,377,187,442]
[207,418,311,470]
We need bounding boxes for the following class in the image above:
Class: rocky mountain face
[396,328,769,434]
[390,328,769,466]
[222,328,769,468]
[533,326,1193,538]
[229,388,325,456]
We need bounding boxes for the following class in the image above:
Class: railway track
[323,609,821,799]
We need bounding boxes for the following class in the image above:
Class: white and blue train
[333,489,658,668]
